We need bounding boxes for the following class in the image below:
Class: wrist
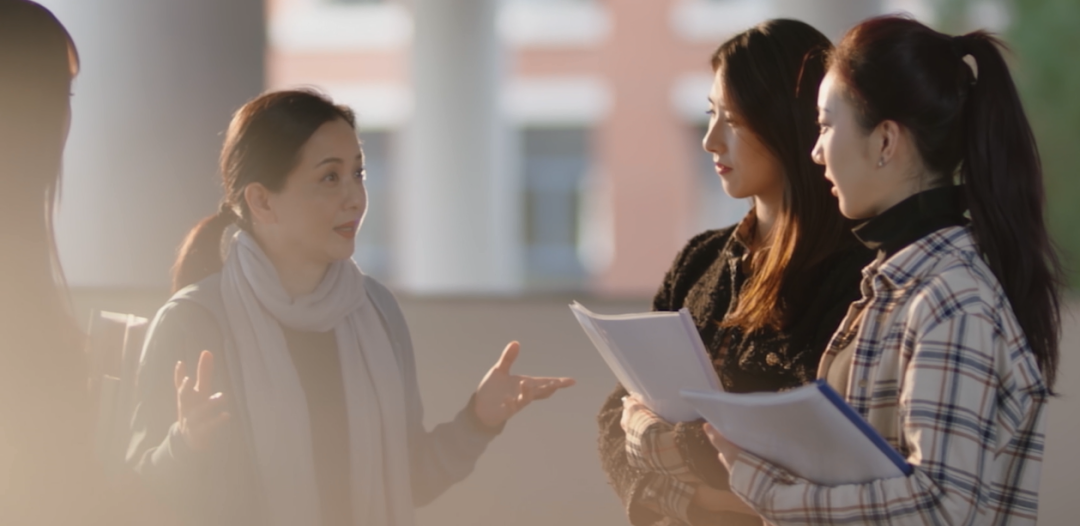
[466,393,505,436]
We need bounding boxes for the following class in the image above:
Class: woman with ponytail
[127,89,575,526]
[704,15,1063,525]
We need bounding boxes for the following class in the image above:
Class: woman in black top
[596,19,873,526]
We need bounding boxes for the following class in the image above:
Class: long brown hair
[714,19,858,334]
[829,16,1064,388]
[0,0,86,448]
[171,89,356,293]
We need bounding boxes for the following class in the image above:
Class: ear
[244,183,276,225]
[874,119,902,167]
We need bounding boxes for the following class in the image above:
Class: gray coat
[126,273,500,526]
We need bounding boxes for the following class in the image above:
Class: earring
[877,158,885,168]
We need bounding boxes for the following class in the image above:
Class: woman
[0,1,151,524]
[706,16,1062,525]
[597,19,874,526]
[126,89,575,526]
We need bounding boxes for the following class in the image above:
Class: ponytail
[956,33,1064,389]
[171,204,236,293]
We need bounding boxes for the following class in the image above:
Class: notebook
[570,301,721,422]
[681,380,912,485]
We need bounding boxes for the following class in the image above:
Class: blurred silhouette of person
[597,19,873,526]
[126,89,575,526]
[705,15,1063,525]
[0,1,155,523]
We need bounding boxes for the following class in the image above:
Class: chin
[719,180,750,200]
[326,241,356,262]
[838,200,872,221]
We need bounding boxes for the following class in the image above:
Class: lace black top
[597,219,874,525]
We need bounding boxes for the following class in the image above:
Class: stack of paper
[681,380,912,485]
[570,302,720,422]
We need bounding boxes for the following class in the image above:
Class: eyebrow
[315,153,364,168]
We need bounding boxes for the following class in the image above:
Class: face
[255,118,367,265]
[702,70,785,205]
[812,71,910,219]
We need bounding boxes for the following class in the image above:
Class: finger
[521,376,576,386]
[699,423,717,440]
[194,350,215,394]
[177,375,194,409]
[529,379,569,401]
[493,341,520,374]
[174,361,186,391]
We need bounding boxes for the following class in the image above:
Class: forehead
[709,69,727,103]
[817,71,841,109]
[298,118,361,162]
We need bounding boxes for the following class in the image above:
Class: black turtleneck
[853,185,968,259]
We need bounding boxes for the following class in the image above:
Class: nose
[702,119,726,156]
[811,136,825,166]
[344,175,366,212]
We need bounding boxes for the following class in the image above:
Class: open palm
[473,341,575,428]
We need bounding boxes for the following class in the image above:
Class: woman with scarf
[127,89,575,526]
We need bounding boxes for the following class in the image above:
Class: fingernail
[210,392,224,400]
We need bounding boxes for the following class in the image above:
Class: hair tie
[952,35,978,85]
[218,202,237,221]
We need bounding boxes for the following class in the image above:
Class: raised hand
[174,350,230,452]
[473,341,576,428]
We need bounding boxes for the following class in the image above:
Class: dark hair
[830,15,1063,388]
[712,19,857,333]
[0,0,86,443]
[171,89,356,292]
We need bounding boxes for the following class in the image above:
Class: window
[693,124,750,232]
[521,127,591,290]
[353,131,393,281]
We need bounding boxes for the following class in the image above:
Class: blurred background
[32,0,1080,524]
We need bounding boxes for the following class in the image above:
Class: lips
[715,163,733,175]
[334,220,360,239]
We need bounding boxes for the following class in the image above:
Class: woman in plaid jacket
[706,16,1063,525]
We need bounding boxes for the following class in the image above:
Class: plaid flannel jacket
[729,226,1050,525]
[624,409,702,523]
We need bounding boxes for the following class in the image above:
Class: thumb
[493,341,520,374]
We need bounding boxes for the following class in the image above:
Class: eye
[354,167,366,180]
[322,171,339,183]
[705,109,716,117]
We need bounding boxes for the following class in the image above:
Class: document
[681,380,912,485]
[570,301,721,422]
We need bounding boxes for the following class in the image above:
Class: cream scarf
[219,231,413,526]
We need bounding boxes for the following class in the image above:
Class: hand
[692,485,758,515]
[174,350,230,452]
[473,341,575,428]
[620,394,663,435]
[703,423,743,472]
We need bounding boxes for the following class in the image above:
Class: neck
[257,239,329,298]
[278,261,329,299]
[752,191,783,248]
